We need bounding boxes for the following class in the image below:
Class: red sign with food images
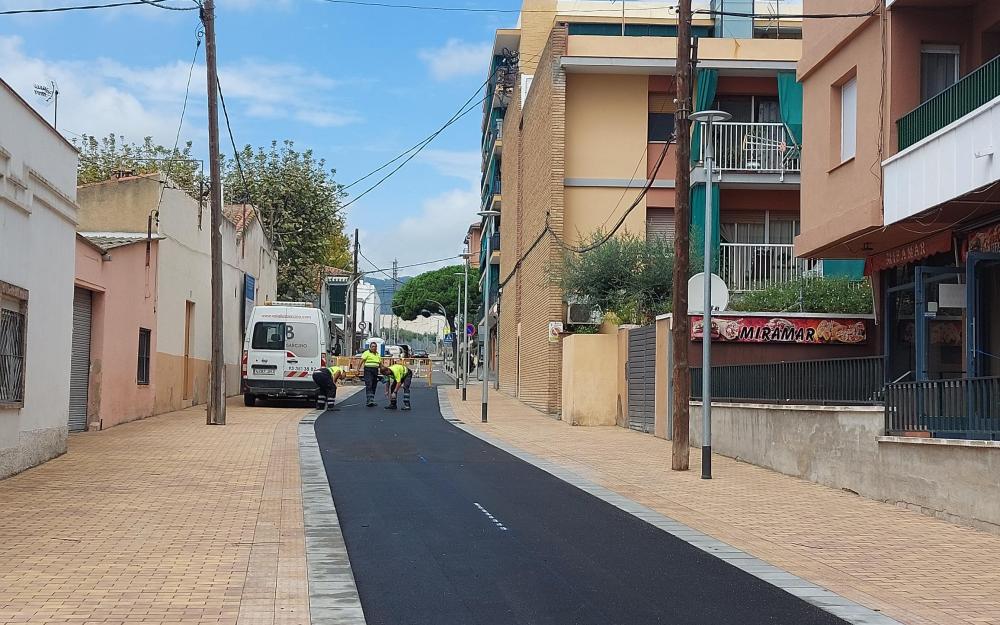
[690,315,868,345]
[962,222,1000,259]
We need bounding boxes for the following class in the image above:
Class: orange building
[798,0,1000,439]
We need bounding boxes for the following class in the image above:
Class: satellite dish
[688,273,730,313]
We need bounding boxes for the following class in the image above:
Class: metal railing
[691,356,885,406]
[702,122,801,174]
[481,118,504,171]
[897,54,1000,151]
[885,376,1000,440]
[719,243,814,292]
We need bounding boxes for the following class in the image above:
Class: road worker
[379,363,412,411]
[358,340,383,407]
[311,364,346,411]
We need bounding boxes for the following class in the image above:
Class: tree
[221,140,349,300]
[73,133,202,195]
[392,264,481,337]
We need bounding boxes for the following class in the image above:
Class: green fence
[897,54,1000,151]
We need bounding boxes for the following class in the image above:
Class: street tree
[222,140,350,300]
[73,133,202,195]
[392,264,481,338]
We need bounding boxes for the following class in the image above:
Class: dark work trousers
[389,370,413,409]
[363,367,380,405]
[311,369,337,406]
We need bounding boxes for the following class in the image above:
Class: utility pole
[349,229,359,355]
[391,258,398,344]
[203,0,225,426]
[670,0,693,468]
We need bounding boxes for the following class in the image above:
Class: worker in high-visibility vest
[358,341,383,407]
[311,365,346,411]
[379,363,412,411]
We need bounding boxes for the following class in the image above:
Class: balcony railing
[885,376,1000,440]
[719,243,814,292]
[701,122,801,174]
[897,55,1000,151]
[692,356,885,406]
[481,118,504,171]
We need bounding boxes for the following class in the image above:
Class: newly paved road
[315,381,847,625]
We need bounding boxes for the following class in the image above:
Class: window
[840,77,857,162]
[252,321,285,351]
[712,95,780,123]
[137,328,151,385]
[648,113,676,142]
[250,321,319,357]
[921,45,960,102]
[0,285,27,408]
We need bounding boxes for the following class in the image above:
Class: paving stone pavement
[0,397,311,625]
[441,385,1000,625]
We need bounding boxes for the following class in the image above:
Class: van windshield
[251,322,320,357]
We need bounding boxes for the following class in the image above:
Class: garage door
[68,287,92,432]
[626,325,656,433]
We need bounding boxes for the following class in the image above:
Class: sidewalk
[442,385,1000,625]
[0,398,311,625]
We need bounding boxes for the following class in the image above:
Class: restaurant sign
[691,315,868,345]
[963,222,1000,258]
[864,231,952,274]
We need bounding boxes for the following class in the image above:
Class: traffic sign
[443,333,454,345]
[466,323,475,336]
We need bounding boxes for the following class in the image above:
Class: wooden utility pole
[670,0,693,469]
[349,229,359,354]
[204,0,226,426]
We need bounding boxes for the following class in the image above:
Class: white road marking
[473,502,508,531]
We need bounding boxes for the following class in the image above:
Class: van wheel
[243,393,256,407]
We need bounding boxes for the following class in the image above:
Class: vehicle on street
[412,349,429,359]
[242,302,331,406]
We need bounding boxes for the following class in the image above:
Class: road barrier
[331,356,433,385]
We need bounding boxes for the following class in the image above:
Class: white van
[242,303,331,406]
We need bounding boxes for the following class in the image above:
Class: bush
[728,277,873,314]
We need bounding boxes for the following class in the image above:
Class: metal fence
[885,376,1000,440]
[897,54,1000,150]
[0,308,26,405]
[691,356,884,405]
[719,243,815,292]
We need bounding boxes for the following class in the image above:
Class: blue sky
[0,0,518,273]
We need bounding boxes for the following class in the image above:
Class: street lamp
[689,109,731,480]
[478,209,500,423]
[452,272,466,391]
[420,299,451,373]
[459,252,471,401]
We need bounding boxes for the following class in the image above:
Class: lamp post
[452,273,463,390]
[478,209,500,423]
[420,299,451,376]
[689,109,731,480]
[459,253,471,401]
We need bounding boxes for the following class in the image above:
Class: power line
[137,0,198,10]
[692,4,880,19]
[0,0,196,15]
[317,0,678,14]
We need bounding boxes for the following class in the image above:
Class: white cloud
[0,35,358,147]
[420,149,481,184]
[418,39,491,81]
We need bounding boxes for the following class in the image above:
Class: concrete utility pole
[349,229,359,355]
[204,0,225,426]
[391,258,398,344]
[670,0,694,468]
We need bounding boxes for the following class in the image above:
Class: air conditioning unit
[565,298,602,325]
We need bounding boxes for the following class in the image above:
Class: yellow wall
[566,35,801,62]
[77,176,160,233]
[653,315,670,439]
[561,333,618,426]
[565,187,646,243]
[518,0,557,76]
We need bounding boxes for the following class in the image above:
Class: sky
[0,0,520,276]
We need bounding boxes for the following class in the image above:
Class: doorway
[69,287,92,432]
[183,300,194,400]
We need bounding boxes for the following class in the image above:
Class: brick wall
[497,24,568,415]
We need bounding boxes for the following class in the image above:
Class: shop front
[873,225,1000,439]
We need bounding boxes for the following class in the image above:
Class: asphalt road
[315,381,847,625]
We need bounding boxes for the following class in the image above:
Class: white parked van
[242,303,331,406]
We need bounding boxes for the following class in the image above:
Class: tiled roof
[79,232,160,250]
[223,204,258,236]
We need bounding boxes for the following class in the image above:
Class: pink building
[72,234,158,431]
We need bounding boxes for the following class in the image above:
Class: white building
[0,79,80,479]
[355,280,381,339]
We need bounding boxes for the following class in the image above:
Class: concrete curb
[437,388,903,625]
[299,387,367,625]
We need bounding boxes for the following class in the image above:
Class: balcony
[699,122,800,180]
[884,57,1000,225]
[897,54,1000,151]
[719,243,814,292]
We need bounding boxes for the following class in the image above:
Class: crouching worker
[379,363,412,410]
[311,365,346,411]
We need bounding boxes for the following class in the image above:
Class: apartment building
[0,79,79,478]
[480,0,813,414]
[75,174,277,418]
[798,0,1000,439]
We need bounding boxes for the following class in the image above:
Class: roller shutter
[69,287,92,432]
[626,325,656,433]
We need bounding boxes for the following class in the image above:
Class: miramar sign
[691,315,868,345]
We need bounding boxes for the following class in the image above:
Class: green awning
[690,182,720,271]
[777,70,803,147]
[690,69,719,163]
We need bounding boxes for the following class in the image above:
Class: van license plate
[253,367,276,376]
